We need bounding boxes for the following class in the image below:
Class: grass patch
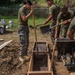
[0,16,18,30]
[29,18,46,26]
[0,16,51,30]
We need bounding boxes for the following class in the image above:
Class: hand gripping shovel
[49,19,72,32]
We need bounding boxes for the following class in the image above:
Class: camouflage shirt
[18,6,28,25]
[68,16,75,32]
[57,10,74,26]
[70,16,75,25]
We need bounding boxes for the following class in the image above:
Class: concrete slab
[70,72,75,75]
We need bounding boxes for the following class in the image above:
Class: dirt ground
[0,29,51,75]
[0,28,75,75]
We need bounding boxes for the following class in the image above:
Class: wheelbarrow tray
[57,38,75,54]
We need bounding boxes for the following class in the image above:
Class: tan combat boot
[19,56,25,64]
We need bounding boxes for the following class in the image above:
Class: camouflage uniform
[57,10,74,38]
[49,4,60,38]
[18,6,29,57]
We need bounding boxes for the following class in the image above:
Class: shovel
[39,19,71,34]
[32,11,38,50]
[29,23,43,29]
[49,19,71,32]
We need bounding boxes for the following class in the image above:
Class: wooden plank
[0,40,13,50]
[57,38,75,42]
[33,51,48,53]
[28,71,53,75]
[0,39,4,41]
[51,39,57,70]
[28,55,33,71]
[70,73,75,75]
[48,54,51,71]
[28,73,52,75]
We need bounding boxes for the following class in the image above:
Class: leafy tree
[14,0,22,4]
[0,0,23,6]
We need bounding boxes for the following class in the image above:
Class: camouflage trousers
[18,25,29,57]
[50,22,56,38]
[61,25,69,38]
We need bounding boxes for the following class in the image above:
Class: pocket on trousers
[20,35,26,44]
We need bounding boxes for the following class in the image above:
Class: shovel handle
[32,12,38,50]
[36,24,43,27]
[50,19,71,29]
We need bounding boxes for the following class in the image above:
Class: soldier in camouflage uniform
[43,0,60,39]
[67,16,75,40]
[55,5,74,38]
[18,1,33,63]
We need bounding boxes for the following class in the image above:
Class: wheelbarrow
[56,38,75,69]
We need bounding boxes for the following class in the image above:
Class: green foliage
[0,0,23,6]
[0,0,75,7]
[0,7,19,16]
[34,7,49,18]
[14,0,22,4]
[0,6,49,18]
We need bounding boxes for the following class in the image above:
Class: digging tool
[49,19,71,32]
[29,23,43,29]
[29,25,35,29]
[40,24,50,34]
[51,39,57,70]
[32,11,38,50]
[36,23,43,27]
[38,19,71,35]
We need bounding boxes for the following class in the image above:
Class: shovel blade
[40,25,50,34]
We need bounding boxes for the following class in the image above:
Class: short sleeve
[57,13,62,22]
[68,10,74,18]
[49,6,53,15]
[21,7,26,15]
